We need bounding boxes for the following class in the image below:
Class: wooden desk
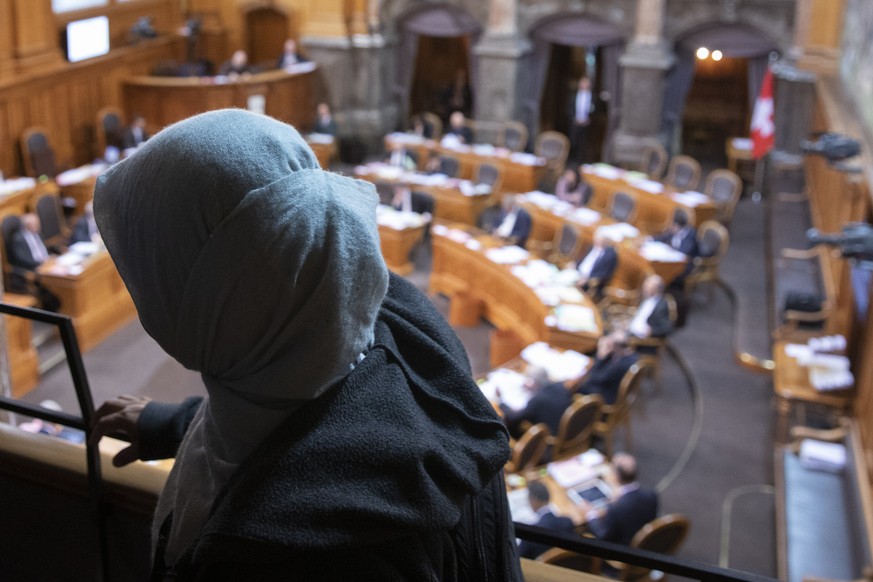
[38,252,137,352]
[3,293,39,397]
[357,164,495,225]
[384,134,546,194]
[378,222,426,275]
[582,165,717,230]
[521,197,687,289]
[726,137,754,176]
[124,68,315,132]
[773,341,854,441]
[430,224,602,353]
[0,180,40,221]
[307,137,336,169]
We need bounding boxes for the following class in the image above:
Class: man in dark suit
[312,103,338,136]
[573,230,618,298]
[576,331,638,405]
[491,195,532,248]
[655,212,698,276]
[569,77,593,163]
[70,202,99,244]
[498,366,571,439]
[6,213,60,311]
[586,453,658,545]
[390,186,433,217]
[121,114,149,150]
[443,111,474,145]
[627,275,673,340]
[519,480,577,559]
[276,38,308,69]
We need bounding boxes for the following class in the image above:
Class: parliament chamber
[0,1,872,581]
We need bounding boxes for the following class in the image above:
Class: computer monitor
[64,16,111,63]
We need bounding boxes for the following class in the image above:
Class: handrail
[514,523,776,582]
[0,301,107,581]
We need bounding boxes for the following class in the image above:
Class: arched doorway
[664,23,778,164]
[395,4,482,127]
[243,3,294,68]
[525,13,626,163]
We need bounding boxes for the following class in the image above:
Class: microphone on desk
[807,223,873,270]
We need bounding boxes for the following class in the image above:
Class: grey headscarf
[94,109,389,563]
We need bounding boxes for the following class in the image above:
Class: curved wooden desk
[124,68,315,131]
[582,164,717,230]
[520,195,687,289]
[430,224,602,354]
[384,134,546,194]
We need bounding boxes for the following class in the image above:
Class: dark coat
[493,207,532,248]
[576,245,618,294]
[518,510,576,559]
[588,487,658,546]
[446,126,474,145]
[647,296,673,338]
[7,229,46,271]
[501,382,572,439]
[70,215,97,245]
[139,274,522,582]
[577,352,639,405]
[656,227,699,258]
[121,127,150,150]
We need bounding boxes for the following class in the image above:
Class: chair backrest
[703,169,742,224]
[602,363,648,428]
[508,423,550,473]
[537,547,601,574]
[439,155,460,178]
[374,182,395,205]
[476,163,502,190]
[498,121,529,152]
[21,127,58,178]
[35,195,65,244]
[421,112,443,140]
[96,106,125,156]
[639,143,668,179]
[696,220,729,259]
[1,215,21,252]
[665,155,702,191]
[621,514,690,580]
[535,131,570,169]
[556,224,581,258]
[477,205,503,232]
[552,394,603,460]
[610,191,637,223]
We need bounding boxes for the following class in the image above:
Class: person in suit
[439,69,473,120]
[576,331,638,405]
[498,366,571,439]
[442,111,474,146]
[312,103,338,136]
[121,115,149,150]
[6,213,60,311]
[585,453,658,545]
[218,49,251,78]
[518,480,577,559]
[410,115,434,139]
[70,202,100,244]
[554,166,593,207]
[390,186,433,217]
[569,77,593,163]
[385,141,416,170]
[276,38,308,69]
[627,274,672,340]
[655,212,698,260]
[572,230,618,298]
[491,194,532,248]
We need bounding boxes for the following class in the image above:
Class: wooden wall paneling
[10,0,63,74]
[0,0,15,79]
[806,0,845,52]
[51,0,183,50]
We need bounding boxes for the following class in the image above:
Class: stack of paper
[520,342,591,382]
[670,191,710,207]
[485,246,530,264]
[639,241,688,263]
[627,177,664,194]
[799,439,846,473]
[376,205,427,230]
[807,353,854,391]
[56,163,108,186]
[478,367,529,410]
[598,222,640,242]
[551,304,597,332]
[472,144,496,156]
[510,152,544,166]
[547,456,598,488]
[808,335,847,352]
[568,207,601,226]
[386,132,426,145]
[585,163,623,180]
[0,177,36,196]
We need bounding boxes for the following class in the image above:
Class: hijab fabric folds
[93,109,389,563]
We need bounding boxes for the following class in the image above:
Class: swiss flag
[750,68,775,159]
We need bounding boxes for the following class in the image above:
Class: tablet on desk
[567,479,612,508]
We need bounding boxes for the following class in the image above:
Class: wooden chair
[703,169,743,226]
[35,194,70,252]
[665,155,701,191]
[537,547,602,575]
[609,191,637,224]
[614,514,690,581]
[476,162,503,192]
[439,155,461,178]
[421,112,443,140]
[638,143,668,180]
[629,294,678,390]
[20,127,59,178]
[685,220,730,300]
[547,394,603,461]
[593,362,650,457]
[548,224,585,266]
[96,106,125,158]
[505,423,551,474]
[497,120,529,152]
[536,131,570,178]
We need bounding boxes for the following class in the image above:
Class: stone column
[472,0,530,144]
[610,0,674,166]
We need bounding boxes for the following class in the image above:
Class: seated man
[6,213,60,311]
[385,141,416,171]
[491,195,532,248]
[498,366,571,439]
[390,186,432,217]
[442,111,473,146]
[312,103,337,136]
[276,38,308,69]
[572,229,617,298]
[576,331,638,405]
[518,480,576,559]
[584,453,658,545]
[121,114,150,150]
[218,49,251,78]
[655,212,698,280]
[627,274,672,341]
[70,202,100,244]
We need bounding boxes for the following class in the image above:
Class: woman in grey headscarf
[90,109,520,580]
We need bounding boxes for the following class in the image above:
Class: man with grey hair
[498,365,572,439]
[627,274,673,340]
